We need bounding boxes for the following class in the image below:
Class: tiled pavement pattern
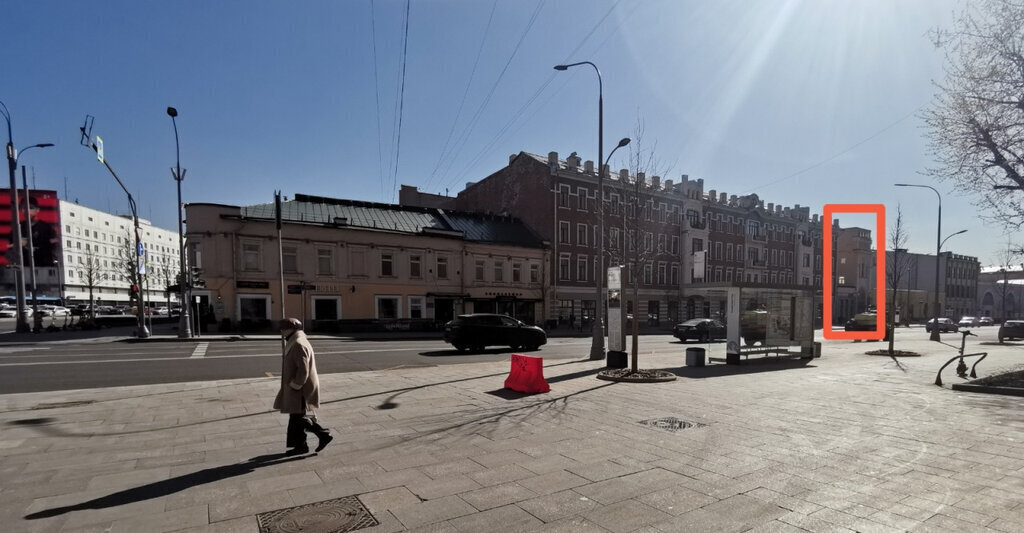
[2,336,1024,532]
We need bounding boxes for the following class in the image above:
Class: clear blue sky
[3,0,1012,266]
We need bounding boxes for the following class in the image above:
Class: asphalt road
[0,336,608,394]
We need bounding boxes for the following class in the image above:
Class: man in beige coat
[273,318,331,455]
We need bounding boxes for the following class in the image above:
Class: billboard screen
[0,189,62,268]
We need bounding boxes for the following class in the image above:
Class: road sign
[96,136,104,163]
[137,243,145,256]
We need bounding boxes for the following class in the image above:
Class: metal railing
[934,330,987,386]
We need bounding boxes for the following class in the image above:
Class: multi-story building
[978,264,1023,321]
[834,225,876,322]
[184,194,549,331]
[1,189,180,308]
[883,249,980,322]
[410,150,825,328]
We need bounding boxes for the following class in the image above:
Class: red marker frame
[823,204,886,340]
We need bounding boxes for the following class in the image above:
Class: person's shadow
[25,452,310,520]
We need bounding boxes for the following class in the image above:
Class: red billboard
[1,189,62,268]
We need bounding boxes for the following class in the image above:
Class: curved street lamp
[894,183,945,340]
[167,107,193,338]
[18,143,55,332]
[554,61,610,360]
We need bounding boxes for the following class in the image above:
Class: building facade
[1,193,181,308]
[408,150,825,329]
[184,194,549,332]
[978,264,1023,321]
[884,249,980,322]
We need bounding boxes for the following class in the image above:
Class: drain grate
[639,417,707,433]
[257,496,378,533]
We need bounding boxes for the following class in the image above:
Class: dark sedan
[999,320,1024,343]
[673,318,726,343]
[443,313,547,352]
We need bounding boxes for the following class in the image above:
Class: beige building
[185,194,550,332]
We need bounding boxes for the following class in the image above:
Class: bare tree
[82,244,105,320]
[923,0,1024,230]
[886,206,911,357]
[994,242,1023,321]
[608,119,673,372]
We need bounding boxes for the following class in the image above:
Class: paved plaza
[2,332,1024,532]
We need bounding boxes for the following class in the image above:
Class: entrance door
[435,298,455,325]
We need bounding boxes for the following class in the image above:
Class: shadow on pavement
[24,452,311,520]
[418,347,542,356]
[671,358,815,379]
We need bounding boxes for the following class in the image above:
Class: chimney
[767,202,774,213]
[637,172,645,185]
[729,195,737,206]
[720,192,727,203]
[548,152,558,166]
[651,175,660,189]
[784,207,791,216]
[664,179,674,190]
[708,189,716,202]
[509,154,517,164]
[619,169,629,180]
[566,152,581,170]
[584,160,594,173]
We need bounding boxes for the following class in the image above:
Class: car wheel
[472,345,485,353]
[453,344,468,352]
[700,332,709,343]
[509,344,521,351]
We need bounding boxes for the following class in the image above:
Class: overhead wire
[389,0,412,202]
[423,0,499,196]
[369,0,385,199]
[433,0,547,183]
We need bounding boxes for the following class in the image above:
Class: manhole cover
[639,417,707,433]
[257,496,378,533]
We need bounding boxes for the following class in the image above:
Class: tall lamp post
[167,107,192,338]
[19,146,55,332]
[555,60,612,361]
[895,183,946,340]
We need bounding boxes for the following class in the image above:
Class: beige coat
[273,330,320,414]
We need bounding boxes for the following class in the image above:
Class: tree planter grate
[257,496,378,533]
[639,417,707,433]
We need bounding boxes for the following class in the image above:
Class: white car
[154,307,170,316]
[0,307,16,318]
[958,316,979,328]
[38,305,70,317]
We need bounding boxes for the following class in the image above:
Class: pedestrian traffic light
[130,284,139,298]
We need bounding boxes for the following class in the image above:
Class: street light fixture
[18,143,55,332]
[554,60,614,361]
[167,106,192,339]
[894,183,948,340]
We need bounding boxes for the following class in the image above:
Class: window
[375,296,400,319]
[671,235,678,254]
[512,263,522,282]
[410,255,421,278]
[577,224,588,246]
[726,243,734,261]
[644,233,653,252]
[643,263,652,284]
[436,256,449,279]
[282,246,298,273]
[558,185,570,208]
[493,261,504,282]
[838,276,846,285]
[670,265,679,285]
[317,249,333,275]
[238,295,270,320]
[559,253,570,281]
[576,255,588,282]
[577,188,588,210]
[692,238,704,252]
[530,264,539,283]
[840,257,847,265]
[312,296,340,320]
[714,242,722,260]
[803,254,810,267]
[350,249,367,276]
[381,252,394,276]
[242,242,261,271]
[610,228,620,250]
[559,221,570,244]
[408,296,424,319]
[657,234,665,253]
[475,260,485,281]
[657,262,666,285]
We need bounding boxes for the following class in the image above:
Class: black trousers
[286,414,328,448]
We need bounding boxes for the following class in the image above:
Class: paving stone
[517,489,600,523]
[532,517,612,532]
[245,470,321,496]
[358,486,422,515]
[388,495,477,530]
[447,503,543,532]
[634,484,717,516]
[583,498,673,533]
[174,515,259,533]
[108,503,209,532]
[459,481,538,511]
[517,469,590,495]
[574,468,688,505]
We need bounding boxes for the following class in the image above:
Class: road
[0,323,1007,394]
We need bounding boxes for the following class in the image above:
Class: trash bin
[685,347,705,367]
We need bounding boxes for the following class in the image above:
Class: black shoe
[285,446,309,456]
[315,434,333,452]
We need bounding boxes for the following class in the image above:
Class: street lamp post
[895,183,949,341]
[555,60,611,361]
[167,107,192,339]
[2,101,28,333]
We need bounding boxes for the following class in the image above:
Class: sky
[2,0,1018,267]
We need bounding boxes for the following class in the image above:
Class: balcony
[687,218,706,230]
[749,233,767,242]
[801,237,813,247]
[747,258,766,267]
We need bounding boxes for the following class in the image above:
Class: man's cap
[279,317,303,330]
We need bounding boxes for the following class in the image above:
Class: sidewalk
[2,336,1024,532]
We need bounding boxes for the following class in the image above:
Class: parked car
[979,316,994,326]
[154,307,169,316]
[844,312,877,332]
[673,318,726,343]
[925,318,958,333]
[998,320,1024,343]
[443,313,546,352]
[958,316,979,328]
[0,306,16,318]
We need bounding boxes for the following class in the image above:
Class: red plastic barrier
[504,353,550,394]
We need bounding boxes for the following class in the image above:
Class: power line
[390,0,411,202]
[369,0,385,199]
[424,0,499,195]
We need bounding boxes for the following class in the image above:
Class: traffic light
[130,284,139,298]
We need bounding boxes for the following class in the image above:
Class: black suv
[443,314,547,352]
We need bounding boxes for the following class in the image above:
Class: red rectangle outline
[823,204,886,340]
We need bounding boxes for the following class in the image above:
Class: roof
[238,193,545,248]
